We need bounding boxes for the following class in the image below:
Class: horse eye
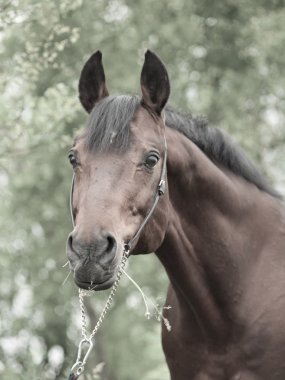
[68,152,77,167]
[145,153,159,169]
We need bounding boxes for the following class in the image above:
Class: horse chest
[162,330,282,380]
[161,290,285,380]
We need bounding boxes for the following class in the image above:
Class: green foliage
[0,0,284,379]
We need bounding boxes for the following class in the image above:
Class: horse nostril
[106,234,116,254]
[66,233,81,263]
[67,234,73,250]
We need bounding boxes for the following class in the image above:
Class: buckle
[158,180,166,196]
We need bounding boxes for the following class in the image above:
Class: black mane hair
[165,107,280,198]
[84,95,280,199]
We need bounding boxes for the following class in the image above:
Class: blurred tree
[0,0,284,379]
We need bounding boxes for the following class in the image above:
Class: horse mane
[85,95,280,199]
[165,107,281,199]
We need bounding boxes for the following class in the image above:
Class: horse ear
[78,51,109,113]
[140,50,170,115]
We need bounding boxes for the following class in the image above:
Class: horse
[66,50,285,380]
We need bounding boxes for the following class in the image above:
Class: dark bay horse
[66,50,285,379]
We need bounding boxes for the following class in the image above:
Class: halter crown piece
[67,133,167,379]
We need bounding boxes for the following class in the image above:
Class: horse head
[66,51,170,290]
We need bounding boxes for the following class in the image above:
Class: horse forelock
[84,95,140,153]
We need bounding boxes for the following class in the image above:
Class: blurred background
[0,0,285,379]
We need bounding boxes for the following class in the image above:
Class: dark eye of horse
[68,151,77,167]
[144,153,160,169]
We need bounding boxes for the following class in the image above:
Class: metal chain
[69,249,129,377]
[79,250,129,341]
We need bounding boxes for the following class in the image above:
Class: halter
[68,132,167,379]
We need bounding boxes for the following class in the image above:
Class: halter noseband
[69,138,167,255]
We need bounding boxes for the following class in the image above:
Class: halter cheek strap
[69,138,167,255]
[70,174,75,227]
[124,139,167,253]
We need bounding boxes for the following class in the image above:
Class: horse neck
[156,127,276,341]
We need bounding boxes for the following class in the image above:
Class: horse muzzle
[66,231,120,290]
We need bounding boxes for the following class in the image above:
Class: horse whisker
[62,270,72,286]
[62,261,70,268]
[88,283,97,291]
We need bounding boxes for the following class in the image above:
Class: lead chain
[79,251,129,341]
[69,250,129,378]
